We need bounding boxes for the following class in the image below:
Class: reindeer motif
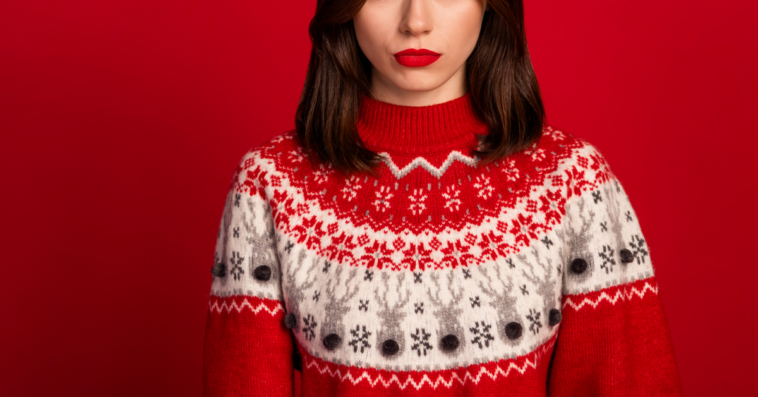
[557,195,597,284]
[281,246,320,337]
[477,262,522,346]
[318,263,361,348]
[426,270,466,355]
[603,182,626,248]
[516,244,561,327]
[375,272,412,358]
[242,197,280,284]
[211,192,236,287]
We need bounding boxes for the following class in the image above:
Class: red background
[1,1,756,395]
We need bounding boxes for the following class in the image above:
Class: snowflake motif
[348,325,372,353]
[469,321,495,349]
[286,148,305,164]
[340,175,362,202]
[442,185,461,212]
[408,188,427,215]
[629,235,649,264]
[313,163,335,184]
[364,269,373,281]
[510,214,543,247]
[526,308,542,335]
[520,285,529,295]
[600,221,608,232]
[302,314,317,341]
[541,236,553,248]
[324,232,358,266]
[232,227,239,238]
[525,147,547,162]
[230,251,244,280]
[599,245,616,274]
[358,300,369,311]
[414,302,424,314]
[234,193,240,207]
[592,190,602,204]
[625,211,633,222]
[538,189,566,226]
[410,328,433,356]
[472,175,495,200]
[312,290,320,302]
[291,215,325,251]
[470,296,481,307]
[502,158,520,182]
[372,185,393,212]
[322,260,331,273]
[401,242,434,272]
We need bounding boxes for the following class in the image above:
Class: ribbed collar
[356,92,488,156]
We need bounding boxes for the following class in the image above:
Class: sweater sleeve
[547,144,683,396]
[203,152,294,397]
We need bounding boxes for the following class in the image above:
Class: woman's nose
[399,0,434,36]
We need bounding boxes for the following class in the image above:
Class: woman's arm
[203,151,294,397]
[548,143,682,396]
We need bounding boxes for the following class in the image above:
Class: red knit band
[356,92,488,155]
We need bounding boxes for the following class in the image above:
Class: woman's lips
[393,48,441,67]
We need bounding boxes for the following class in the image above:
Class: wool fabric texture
[202,93,683,396]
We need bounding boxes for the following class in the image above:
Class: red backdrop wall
[1,1,756,396]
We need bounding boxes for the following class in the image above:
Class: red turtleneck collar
[356,92,488,156]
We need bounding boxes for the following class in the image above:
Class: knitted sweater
[202,93,682,396]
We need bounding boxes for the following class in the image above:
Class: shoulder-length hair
[295,0,544,177]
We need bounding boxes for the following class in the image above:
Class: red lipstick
[393,48,441,67]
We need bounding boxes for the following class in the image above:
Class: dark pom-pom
[283,313,297,329]
[381,339,400,356]
[211,262,226,277]
[323,334,341,351]
[505,322,523,340]
[620,249,635,264]
[440,334,459,351]
[253,265,271,281]
[549,308,562,326]
[570,258,588,274]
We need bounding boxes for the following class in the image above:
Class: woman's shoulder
[242,129,302,164]
[227,130,304,199]
[532,125,617,195]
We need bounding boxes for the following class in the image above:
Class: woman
[203,0,682,395]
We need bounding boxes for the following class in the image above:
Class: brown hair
[295,0,544,177]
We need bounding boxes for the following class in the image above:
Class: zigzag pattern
[379,150,478,179]
[208,296,284,316]
[301,336,556,390]
[563,280,658,311]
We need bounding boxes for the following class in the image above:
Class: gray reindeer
[603,182,626,249]
[477,262,522,346]
[517,245,561,330]
[242,197,280,287]
[375,272,411,359]
[282,246,320,338]
[210,192,236,287]
[318,264,361,350]
[557,195,597,285]
[426,271,466,355]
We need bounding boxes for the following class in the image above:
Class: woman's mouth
[393,49,441,67]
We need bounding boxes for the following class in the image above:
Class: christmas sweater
[202,93,682,396]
